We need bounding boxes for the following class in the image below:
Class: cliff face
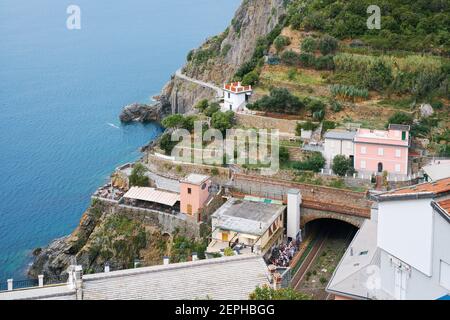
[29,202,168,280]
[164,0,287,114]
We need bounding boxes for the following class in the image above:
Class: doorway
[378,162,383,173]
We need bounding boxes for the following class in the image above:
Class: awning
[123,187,180,207]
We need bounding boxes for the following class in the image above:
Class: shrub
[314,55,335,70]
[301,37,317,52]
[318,35,338,55]
[292,152,325,172]
[320,277,327,285]
[159,133,178,155]
[322,120,336,132]
[281,50,300,66]
[129,163,149,187]
[288,68,297,80]
[279,146,290,164]
[249,285,312,300]
[365,60,393,91]
[223,247,235,256]
[331,100,343,112]
[274,35,291,52]
[248,88,304,114]
[299,53,315,68]
[387,112,414,127]
[332,155,352,176]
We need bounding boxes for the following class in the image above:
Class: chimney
[287,189,301,241]
[38,275,44,287]
[163,256,170,265]
[104,263,110,273]
[192,252,198,261]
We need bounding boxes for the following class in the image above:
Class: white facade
[223,82,252,112]
[287,189,301,240]
[378,198,450,300]
[377,198,433,276]
[322,130,356,168]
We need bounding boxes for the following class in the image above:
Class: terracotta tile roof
[437,199,450,217]
[377,177,450,200]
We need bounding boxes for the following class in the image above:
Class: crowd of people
[268,240,298,267]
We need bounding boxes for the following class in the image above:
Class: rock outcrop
[119,95,171,123]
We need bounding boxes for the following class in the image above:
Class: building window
[378,148,384,156]
[187,188,192,194]
[228,92,230,99]
[361,146,367,154]
[361,160,366,169]
[201,183,207,190]
[395,164,401,172]
[396,149,401,158]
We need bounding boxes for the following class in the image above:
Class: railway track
[291,224,356,299]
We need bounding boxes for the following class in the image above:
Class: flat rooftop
[212,198,285,236]
[324,130,356,141]
[181,173,210,185]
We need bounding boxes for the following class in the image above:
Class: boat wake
[107,123,120,129]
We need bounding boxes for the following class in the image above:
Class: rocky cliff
[164,0,287,114]
[29,201,174,280]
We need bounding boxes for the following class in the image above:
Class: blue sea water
[0,0,240,280]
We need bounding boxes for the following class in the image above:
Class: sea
[0,0,240,280]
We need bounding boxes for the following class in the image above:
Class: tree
[249,285,312,300]
[129,163,149,187]
[195,99,209,112]
[161,114,185,129]
[211,111,234,134]
[387,112,413,127]
[318,35,338,55]
[242,71,259,86]
[248,88,304,115]
[204,102,220,117]
[332,155,352,176]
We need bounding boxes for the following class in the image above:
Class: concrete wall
[107,202,201,238]
[354,143,408,175]
[323,138,354,167]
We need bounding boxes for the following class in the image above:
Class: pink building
[180,174,211,222]
[354,124,410,176]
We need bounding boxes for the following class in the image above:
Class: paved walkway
[175,68,223,98]
[145,171,180,193]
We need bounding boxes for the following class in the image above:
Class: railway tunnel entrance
[291,219,358,300]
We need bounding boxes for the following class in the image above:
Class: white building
[327,177,450,300]
[222,82,252,112]
[322,130,356,168]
